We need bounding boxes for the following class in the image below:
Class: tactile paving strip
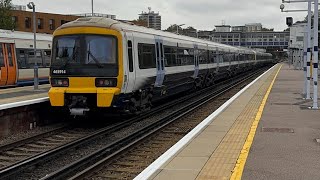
[196,65,281,180]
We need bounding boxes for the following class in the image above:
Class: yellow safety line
[230,64,283,180]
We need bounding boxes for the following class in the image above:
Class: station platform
[136,63,320,180]
[0,85,49,108]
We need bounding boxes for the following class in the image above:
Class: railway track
[0,66,271,180]
[40,67,270,180]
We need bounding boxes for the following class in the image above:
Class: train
[48,17,273,115]
[0,29,52,87]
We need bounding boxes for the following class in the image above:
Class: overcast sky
[12,0,309,31]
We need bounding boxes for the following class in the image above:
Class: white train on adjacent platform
[0,29,51,86]
[48,17,273,115]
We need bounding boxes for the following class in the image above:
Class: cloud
[12,0,308,31]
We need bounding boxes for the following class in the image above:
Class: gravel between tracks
[0,123,68,146]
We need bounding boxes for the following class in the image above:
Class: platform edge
[0,97,49,111]
[133,64,279,180]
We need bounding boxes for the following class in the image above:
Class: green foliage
[0,0,15,30]
[165,24,183,33]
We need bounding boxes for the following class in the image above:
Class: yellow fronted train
[48,17,273,115]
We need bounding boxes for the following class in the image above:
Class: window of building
[25,17,31,28]
[12,16,18,28]
[296,36,304,42]
[49,19,55,30]
[138,43,156,69]
[37,18,44,29]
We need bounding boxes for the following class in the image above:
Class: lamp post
[27,2,38,90]
[312,0,318,109]
[176,24,185,34]
[91,0,94,16]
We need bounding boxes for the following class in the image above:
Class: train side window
[219,51,224,63]
[0,45,4,67]
[138,43,156,69]
[178,48,194,66]
[164,46,177,67]
[198,49,207,64]
[6,45,13,66]
[127,40,133,72]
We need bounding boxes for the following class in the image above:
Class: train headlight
[51,78,69,87]
[95,78,117,87]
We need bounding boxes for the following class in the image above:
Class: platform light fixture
[27,2,38,90]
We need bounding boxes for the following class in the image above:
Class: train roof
[0,29,52,42]
[56,17,271,55]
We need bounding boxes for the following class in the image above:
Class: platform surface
[0,85,49,105]
[242,64,320,180]
[145,64,282,180]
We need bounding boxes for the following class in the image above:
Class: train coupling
[70,108,90,116]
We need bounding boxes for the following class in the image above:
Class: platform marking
[0,97,49,111]
[134,64,279,180]
[230,65,282,180]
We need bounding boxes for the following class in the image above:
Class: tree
[165,24,183,33]
[0,0,14,30]
[261,28,274,31]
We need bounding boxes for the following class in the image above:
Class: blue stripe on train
[17,78,49,86]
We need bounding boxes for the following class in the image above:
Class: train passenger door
[0,43,18,86]
[193,44,199,78]
[124,32,136,92]
[154,37,165,87]
[0,43,8,86]
[5,44,18,85]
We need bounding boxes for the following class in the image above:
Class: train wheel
[205,73,214,87]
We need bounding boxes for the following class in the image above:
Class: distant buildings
[9,5,116,34]
[10,9,79,34]
[210,23,289,51]
[289,22,306,50]
[139,8,161,30]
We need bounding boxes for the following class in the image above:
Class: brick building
[10,10,80,34]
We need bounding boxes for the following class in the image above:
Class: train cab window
[0,45,4,67]
[86,36,117,64]
[6,45,13,66]
[127,40,133,72]
[138,43,156,69]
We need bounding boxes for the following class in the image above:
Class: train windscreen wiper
[87,50,104,68]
